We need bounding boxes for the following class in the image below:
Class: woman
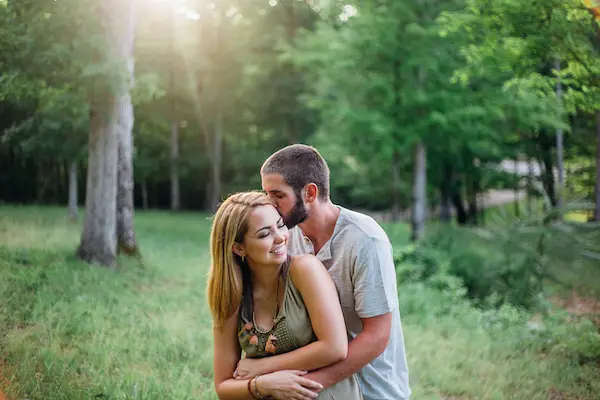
[207,191,362,400]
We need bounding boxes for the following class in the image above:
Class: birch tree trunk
[68,160,78,221]
[77,0,135,266]
[411,141,427,241]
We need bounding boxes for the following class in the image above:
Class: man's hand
[233,357,267,380]
[258,370,323,400]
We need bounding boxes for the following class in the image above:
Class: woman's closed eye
[257,221,285,238]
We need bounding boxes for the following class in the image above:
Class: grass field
[0,206,598,400]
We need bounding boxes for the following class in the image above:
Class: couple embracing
[207,145,411,400]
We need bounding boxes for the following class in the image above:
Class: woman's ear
[232,242,245,258]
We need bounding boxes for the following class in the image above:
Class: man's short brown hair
[261,144,330,200]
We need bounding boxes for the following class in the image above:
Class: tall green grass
[0,206,598,399]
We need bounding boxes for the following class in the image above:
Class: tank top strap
[281,256,305,317]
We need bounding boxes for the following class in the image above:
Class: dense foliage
[1,0,599,227]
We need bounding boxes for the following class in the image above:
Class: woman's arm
[213,306,323,400]
[212,309,255,399]
[235,255,348,379]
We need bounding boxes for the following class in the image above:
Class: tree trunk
[210,107,223,212]
[77,0,134,267]
[170,119,180,211]
[594,111,600,222]
[68,160,78,221]
[527,156,534,214]
[439,163,452,222]
[452,192,468,225]
[411,62,427,241]
[77,97,119,266]
[411,141,427,241]
[554,59,565,210]
[467,174,478,225]
[285,0,297,144]
[116,97,138,255]
[440,194,452,222]
[540,134,557,208]
[141,179,149,210]
[55,162,64,204]
[116,0,138,256]
[36,161,47,204]
[391,150,401,222]
[168,4,180,212]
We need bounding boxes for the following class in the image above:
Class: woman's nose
[273,229,285,242]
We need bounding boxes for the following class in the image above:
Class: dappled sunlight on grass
[565,211,592,223]
[0,217,79,251]
[403,313,600,399]
[0,206,598,399]
[0,206,216,399]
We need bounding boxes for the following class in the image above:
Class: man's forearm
[304,330,387,389]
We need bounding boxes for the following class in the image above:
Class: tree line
[1,0,599,265]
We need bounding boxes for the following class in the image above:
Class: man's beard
[283,195,308,228]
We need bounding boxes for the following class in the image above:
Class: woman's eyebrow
[254,226,270,234]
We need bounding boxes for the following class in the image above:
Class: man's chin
[283,215,304,229]
[284,220,298,229]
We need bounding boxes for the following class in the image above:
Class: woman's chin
[272,251,287,263]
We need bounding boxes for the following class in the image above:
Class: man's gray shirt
[288,206,411,400]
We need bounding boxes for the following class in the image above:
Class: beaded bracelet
[252,375,267,400]
[247,378,256,399]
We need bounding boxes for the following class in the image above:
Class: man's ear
[303,183,319,204]
[232,242,245,258]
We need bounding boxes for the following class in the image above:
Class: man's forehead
[261,173,291,191]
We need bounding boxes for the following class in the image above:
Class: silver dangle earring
[241,255,245,263]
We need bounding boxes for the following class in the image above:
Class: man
[261,144,411,400]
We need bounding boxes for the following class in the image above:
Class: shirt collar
[315,206,344,262]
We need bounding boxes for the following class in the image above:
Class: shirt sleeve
[352,236,399,318]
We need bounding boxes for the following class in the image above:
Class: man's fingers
[290,370,308,376]
[296,377,323,392]
[294,384,319,399]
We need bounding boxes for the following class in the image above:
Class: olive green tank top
[238,258,362,400]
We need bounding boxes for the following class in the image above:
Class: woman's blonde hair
[207,191,273,329]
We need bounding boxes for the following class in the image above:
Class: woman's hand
[233,357,269,380]
[257,370,323,400]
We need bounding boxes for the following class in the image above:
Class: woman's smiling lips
[270,243,286,255]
